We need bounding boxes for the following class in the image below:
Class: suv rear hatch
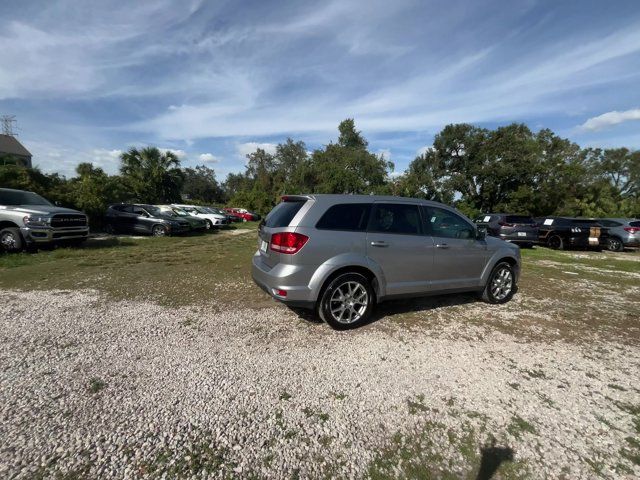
[258,196,311,268]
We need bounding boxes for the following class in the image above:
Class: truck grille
[51,214,88,228]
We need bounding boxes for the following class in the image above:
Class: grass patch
[279,390,292,401]
[368,421,529,480]
[88,378,106,394]
[139,437,233,477]
[507,415,537,439]
[0,229,262,307]
[407,394,429,414]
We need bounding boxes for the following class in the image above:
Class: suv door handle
[370,241,389,247]
[435,243,449,249]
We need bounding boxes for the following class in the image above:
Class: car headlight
[23,215,50,227]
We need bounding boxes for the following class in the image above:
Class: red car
[224,208,259,222]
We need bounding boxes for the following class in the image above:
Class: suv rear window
[264,200,306,228]
[505,215,535,224]
[630,221,640,227]
[316,203,371,231]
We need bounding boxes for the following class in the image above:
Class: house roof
[0,134,31,157]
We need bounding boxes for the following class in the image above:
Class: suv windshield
[0,190,53,206]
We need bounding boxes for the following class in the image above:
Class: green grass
[368,422,530,480]
[0,227,261,307]
[507,416,537,440]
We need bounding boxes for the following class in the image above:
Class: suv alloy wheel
[482,262,516,304]
[318,273,375,330]
[152,225,166,237]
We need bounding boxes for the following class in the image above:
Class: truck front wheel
[0,227,24,253]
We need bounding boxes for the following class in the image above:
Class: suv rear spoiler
[281,195,313,202]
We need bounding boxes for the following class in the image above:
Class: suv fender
[481,250,520,286]
[308,253,385,303]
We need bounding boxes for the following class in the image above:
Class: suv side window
[368,203,421,235]
[423,206,475,239]
[316,203,371,231]
[132,206,148,216]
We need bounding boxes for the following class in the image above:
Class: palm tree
[119,147,184,203]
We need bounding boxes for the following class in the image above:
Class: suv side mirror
[476,226,487,240]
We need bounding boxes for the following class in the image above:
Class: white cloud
[198,153,220,163]
[236,142,278,158]
[377,148,391,160]
[165,148,187,159]
[579,108,640,131]
[416,146,433,156]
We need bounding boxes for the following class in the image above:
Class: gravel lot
[2,287,639,479]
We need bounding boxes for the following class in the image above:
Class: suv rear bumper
[21,226,89,244]
[251,252,316,308]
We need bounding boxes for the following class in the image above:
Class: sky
[1,0,640,179]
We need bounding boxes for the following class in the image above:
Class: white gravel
[1,289,639,479]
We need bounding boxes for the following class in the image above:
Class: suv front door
[366,202,434,297]
[422,206,487,291]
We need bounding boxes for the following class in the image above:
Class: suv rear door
[365,202,434,296]
[422,205,487,290]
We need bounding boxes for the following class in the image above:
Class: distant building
[0,134,32,168]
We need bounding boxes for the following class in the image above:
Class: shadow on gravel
[287,292,480,329]
[476,444,515,480]
[372,292,480,323]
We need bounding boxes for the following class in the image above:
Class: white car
[171,204,228,229]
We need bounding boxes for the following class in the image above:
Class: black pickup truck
[535,217,609,250]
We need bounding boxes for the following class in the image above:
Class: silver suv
[252,195,521,329]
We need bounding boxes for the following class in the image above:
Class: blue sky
[1,0,640,179]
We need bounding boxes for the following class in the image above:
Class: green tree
[308,119,393,194]
[181,165,224,204]
[119,147,183,203]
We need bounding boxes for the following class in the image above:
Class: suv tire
[318,273,375,330]
[0,227,24,253]
[607,237,624,252]
[152,224,167,237]
[482,262,516,304]
[547,235,564,250]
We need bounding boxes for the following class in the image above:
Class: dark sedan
[474,214,538,247]
[105,204,191,236]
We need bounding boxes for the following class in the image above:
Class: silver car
[252,195,520,329]
[597,218,640,251]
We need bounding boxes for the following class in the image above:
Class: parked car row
[474,213,639,251]
[103,203,258,236]
[0,187,262,252]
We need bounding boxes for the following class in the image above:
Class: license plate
[260,239,269,253]
[588,237,598,245]
[517,232,526,237]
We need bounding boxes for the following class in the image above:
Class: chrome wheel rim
[1,232,16,249]
[490,267,513,301]
[152,226,166,237]
[608,238,621,251]
[329,281,368,324]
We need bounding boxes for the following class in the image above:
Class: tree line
[1,119,638,225]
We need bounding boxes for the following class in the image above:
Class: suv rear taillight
[624,227,640,234]
[270,232,309,254]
